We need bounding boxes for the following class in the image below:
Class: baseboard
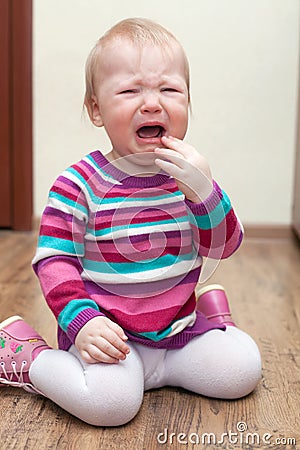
[243,224,293,239]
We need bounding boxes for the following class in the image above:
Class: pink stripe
[84,238,192,261]
[100,184,178,198]
[199,220,242,259]
[93,205,187,229]
[89,282,194,316]
[37,259,83,297]
[42,215,72,229]
[220,222,243,258]
[55,179,81,197]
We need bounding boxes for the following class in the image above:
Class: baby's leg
[163,327,262,399]
[29,343,144,426]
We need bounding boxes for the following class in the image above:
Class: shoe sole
[0,316,23,330]
[196,284,225,298]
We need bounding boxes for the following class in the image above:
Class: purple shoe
[0,316,51,394]
[197,284,236,327]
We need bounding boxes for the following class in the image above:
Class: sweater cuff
[67,307,105,344]
[185,180,223,216]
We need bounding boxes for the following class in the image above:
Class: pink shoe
[0,316,51,394]
[197,284,236,327]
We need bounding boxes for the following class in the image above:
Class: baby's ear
[86,95,104,127]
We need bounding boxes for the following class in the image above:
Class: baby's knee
[216,329,262,399]
[191,328,262,399]
[78,382,144,426]
[221,349,262,399]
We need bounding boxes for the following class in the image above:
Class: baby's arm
[75,316,130,364]
[34,256,130,365]
[33,162,131,365]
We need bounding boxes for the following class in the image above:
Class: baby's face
[90,39,189,165]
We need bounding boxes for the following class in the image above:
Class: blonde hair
[84,18,190,111]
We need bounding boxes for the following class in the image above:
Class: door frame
[0,0,11,227]
[0,0,32,231]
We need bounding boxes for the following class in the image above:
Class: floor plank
[0,231,299,449]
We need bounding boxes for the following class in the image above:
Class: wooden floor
[0,230,300,450]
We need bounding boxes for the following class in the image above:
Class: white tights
[29,327,261,426]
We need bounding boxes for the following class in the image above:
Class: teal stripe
[58,299,100,331]
[38,235,84,256]
[82,251,197,274]
[49,191,88,215]
[192,191,231,230]
[86,215,188,237]
[134,313,193,342]
[67,166,182,205]
[137,326,173,342]
[66,167,99,204]
[86,154,117,182]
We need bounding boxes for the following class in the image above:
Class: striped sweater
[33,150,243,350]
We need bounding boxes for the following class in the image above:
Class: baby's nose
[140,92,162,114]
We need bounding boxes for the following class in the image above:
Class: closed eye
[119,89,138,94]
[161,87,179,93]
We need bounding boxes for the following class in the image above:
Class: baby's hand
[155,136,213,203]
[75,316,130,364]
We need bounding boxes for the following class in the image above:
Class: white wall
[33,0,300,224]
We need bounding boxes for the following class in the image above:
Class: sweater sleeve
[32,171,105,344]
[185,180,244,259]
[33,256,105,343]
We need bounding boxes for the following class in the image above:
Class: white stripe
[84,220,192,241]
[32,247,77,264]
[166,311,197,338]
[81,257,202,284]
[82,156,123,184]
[48,197,87,222]
[62,169,184,213]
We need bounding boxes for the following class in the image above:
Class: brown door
[0,0,33,230]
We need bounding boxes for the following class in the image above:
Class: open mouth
[136,125,165,139]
